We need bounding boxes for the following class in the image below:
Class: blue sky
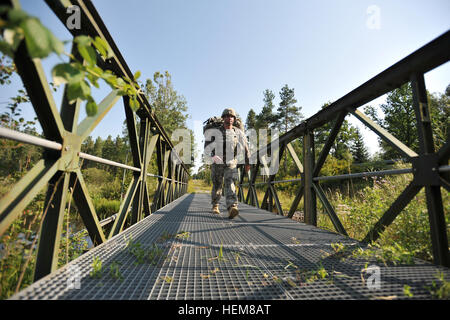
[2,0,449,172]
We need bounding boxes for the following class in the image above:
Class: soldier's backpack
[202,116,244,134]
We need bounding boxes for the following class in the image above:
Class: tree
[315,102,358,160]
[351,128,370,163]
[245,108,257,130]
[276,84,303,134]
[364,83,449,159]
[143,71,189,136]
[255,89,278,130]
[428,90,450,150]
[93,136,103,158]
[143,71,195,172]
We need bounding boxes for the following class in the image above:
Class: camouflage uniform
[211,163,238,209]
[205,109,250,210]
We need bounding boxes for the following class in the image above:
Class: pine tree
[144,71,189,136]
[245,108,257,130]
[256,89,277,130]
[351,128,370,163]
[276,84,303,134]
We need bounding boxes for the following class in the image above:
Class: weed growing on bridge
[426,272,450,299]
[89,256,102,278]
[109,261,123,282]
[125,236,166,266]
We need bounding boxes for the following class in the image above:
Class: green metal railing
[237,30,450,267]
[0,0,189,282]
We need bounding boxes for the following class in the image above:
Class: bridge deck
[12,193,449,300]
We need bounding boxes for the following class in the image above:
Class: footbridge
[0,0,449,300]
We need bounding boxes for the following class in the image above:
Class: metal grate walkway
[11,193,450,300]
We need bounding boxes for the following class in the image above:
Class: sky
[1,0,449,173]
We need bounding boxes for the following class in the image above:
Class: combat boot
[228,205,239,219]
[212,204,220,214]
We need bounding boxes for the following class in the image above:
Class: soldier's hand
[212,155,223,164]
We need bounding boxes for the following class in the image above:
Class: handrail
[0,127,188,184]
[238,30,450,267]
[0,0,191,286]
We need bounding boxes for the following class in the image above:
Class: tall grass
[317,170,449,262]
[241,164,449,263]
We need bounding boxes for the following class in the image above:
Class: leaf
[3,28,23,51]
[52,63,84,86]
[116,77,125,87]
[7,8,28,26]
[0,40,14,57]
[87,73,100,88]
[85,99,98,117]
[20,18,52,58]
[134,71,141,80]
[67,80,91,102]
[92,36,113,59]
[77,44,97,66]
[103,72,117,88]
[129,96,139,112]
[48,31,64,55]
[74,35,91,47]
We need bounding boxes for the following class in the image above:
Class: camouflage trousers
[211,164,238,209]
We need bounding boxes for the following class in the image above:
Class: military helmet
[221,108,237,118]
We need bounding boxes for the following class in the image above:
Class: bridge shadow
[21,193,448,300]
[57,193,196,299]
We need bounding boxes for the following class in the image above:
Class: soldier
[204,108,250,219]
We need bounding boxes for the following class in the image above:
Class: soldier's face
[224,115,235,126]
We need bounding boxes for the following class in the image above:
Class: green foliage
[0,209,40,299]
[92,198,120,220]
[109,261,123,281]
[0,7,142,116]
[143,71,189,136]
[403,285,413,298]
[318,164,449,262]
[125,237,166,266]
[426,272,450,299]
[245,108,257,130]
[276,84,303,134]
[254,89,278,130]
[89,256,103,278]
[350,242,417,266]
[364,83,449,158]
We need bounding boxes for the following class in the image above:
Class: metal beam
[351,109,418,159]
[303,131,317,226]
[70,169,106,245]
[34,171,71,281]
[313,111,347,176]
[0,159,60,236]
[313,182,348,236]
[286,142,303,174]
[411,72,449,267]
[77,90,120,141]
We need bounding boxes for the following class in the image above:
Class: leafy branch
[0,7,142,116]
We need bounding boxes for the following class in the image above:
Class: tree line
[194,82,449,183]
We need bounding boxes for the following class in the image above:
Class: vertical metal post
[411,73,449,267]
[132,117,148,224]
[303,130,317,226]
[34,171,70,281]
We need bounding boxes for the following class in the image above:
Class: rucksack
[202,116,244,134]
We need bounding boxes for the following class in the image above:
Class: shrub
[93,198,120,220]
[318,165,449,263]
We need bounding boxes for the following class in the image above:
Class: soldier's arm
[238,129,250,166]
